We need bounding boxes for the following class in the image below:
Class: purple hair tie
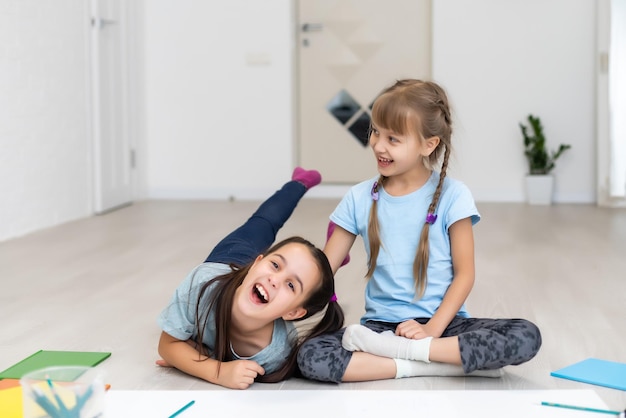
[426,213,438,225]
[371,181,379,201]
[330,293,338,302]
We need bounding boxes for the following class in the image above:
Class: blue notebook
[551,358,626,391]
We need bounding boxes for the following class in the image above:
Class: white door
[90,0,133,213]
[297,0,431,184]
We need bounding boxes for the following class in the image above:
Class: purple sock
[292,167,321,190]
[327,221,350,267]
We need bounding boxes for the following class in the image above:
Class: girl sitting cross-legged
[297,79,542,383]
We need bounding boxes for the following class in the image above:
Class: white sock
[393,359,504,379]
[342,324,432,363]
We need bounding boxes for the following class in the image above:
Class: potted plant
[519,114,571,205]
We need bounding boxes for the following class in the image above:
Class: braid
[366,175,385,278]
[436,97,452,126]
[413,83,452,298]
[414,144,450,297]
[428,145,450,214]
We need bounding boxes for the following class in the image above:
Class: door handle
[91,17,117,29]
[302,23,323,32]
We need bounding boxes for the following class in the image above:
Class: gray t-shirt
[158,262,297,374]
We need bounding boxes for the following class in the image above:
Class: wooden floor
[1,198,625,409]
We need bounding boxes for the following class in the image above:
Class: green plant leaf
[519,114,571,175]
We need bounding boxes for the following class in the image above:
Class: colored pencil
[30,386,63,418]
[168,400,195,418]
[541,401,622,415]
[46,377,70,415]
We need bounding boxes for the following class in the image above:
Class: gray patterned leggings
[297,317,542,383]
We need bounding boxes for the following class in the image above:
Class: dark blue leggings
[204,180,307,266]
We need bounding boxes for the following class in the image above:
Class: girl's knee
[297,340,317,371]
[518,319,541,345]
[297,336,348,383]
[296,347,339,382]
[513,319,542,361]
[296,346,319,380]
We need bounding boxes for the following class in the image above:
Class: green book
[0,350,111,380]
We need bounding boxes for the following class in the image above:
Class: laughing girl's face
[235,242,321,323]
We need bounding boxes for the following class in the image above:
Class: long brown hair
[367,79,453,298]
[193,236,344,382]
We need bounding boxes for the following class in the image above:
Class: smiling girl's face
[234,242,322,323]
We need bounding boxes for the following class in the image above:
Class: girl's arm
[425,217,476,336]
[323,224,356,274]
[157,331,265,390]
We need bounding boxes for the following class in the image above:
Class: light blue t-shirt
[157,262,297,374]
[330,172,480,323]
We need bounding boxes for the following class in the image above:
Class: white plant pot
[525,175,554,205]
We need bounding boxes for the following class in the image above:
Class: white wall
[0,0,600,241]
[144,0,296,200]
[0,1,92,241]
[143,0,596,203]
[433,0,596,203]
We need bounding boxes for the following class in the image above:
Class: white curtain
[610,0,626,197]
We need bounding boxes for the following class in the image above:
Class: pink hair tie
[330,293,338,302]
[371,181,379,201]
[426,213,438,224]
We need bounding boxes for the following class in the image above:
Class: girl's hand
[323,224,356,274]
[157,332,263,389]
[395,320,440,339]
[216,360,265,390]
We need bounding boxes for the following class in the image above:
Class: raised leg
[205,167,321,266]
